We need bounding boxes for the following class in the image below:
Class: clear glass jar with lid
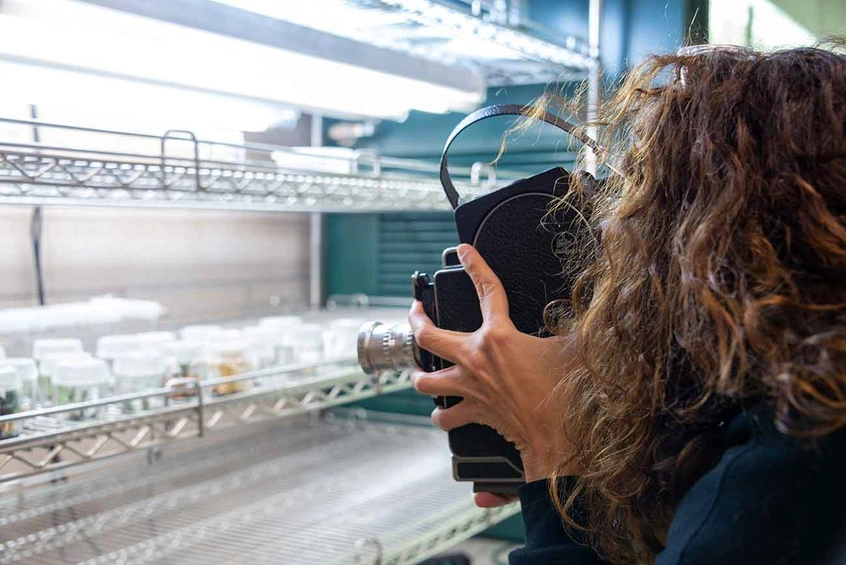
[258,316,302,365]
[52,357,112,421]
[205,338,252,396]
[38,351,92,404]
[243,326,280,368]
[32,338,84,401]
[96,334,142,367]
[323,318,367,361]
[113,351,166,412]
[2,358,39,410]
[0,366,22,439]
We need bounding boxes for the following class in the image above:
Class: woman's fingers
[430,402,481,431]
[457,244,510,323]
[410,367,467,397]
[474,492,517,508]
[408,300,467,362]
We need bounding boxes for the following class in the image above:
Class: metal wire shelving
[0,359,411,483]
[0,417,520,565]
[0,117,515,212]
[216,0,596,86]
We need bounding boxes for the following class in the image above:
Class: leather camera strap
[438,103,599,209]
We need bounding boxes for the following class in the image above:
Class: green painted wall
[772,0,846,38]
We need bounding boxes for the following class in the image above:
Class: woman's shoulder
[656,402,846,565]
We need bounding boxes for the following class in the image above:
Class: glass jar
[2,358,39,410]
[258,316,301,364]
[161,340,204,401]
[113,351,165,413]
[32,338,84,400]
[243,326,280,366]
[205,339,252,396]
[96,334,142,367]
[38,351,92,404]
[52,357,112,422]
[290,323,324,364]
[0,366,22,439]
[323,318,367,361]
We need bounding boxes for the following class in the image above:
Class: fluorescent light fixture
[0,0,486,123]
[0,61,299,133]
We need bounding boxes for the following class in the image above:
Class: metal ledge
[0,117,513,211]
[0,359,412,482]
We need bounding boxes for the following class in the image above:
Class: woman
[410,45,846,564]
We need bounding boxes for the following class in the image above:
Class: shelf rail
[0,358,411,482]
[0,117,522,211]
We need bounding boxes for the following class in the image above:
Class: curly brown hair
[545,44,846,564]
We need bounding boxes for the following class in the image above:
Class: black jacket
[511,405,846,565]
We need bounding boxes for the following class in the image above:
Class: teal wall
[329,0,703,543]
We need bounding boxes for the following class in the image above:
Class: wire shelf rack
[0,118,514,212]
[0,418,519,565]
[220,0,595,86]
[0,358,412,483]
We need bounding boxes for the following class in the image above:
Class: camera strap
[438,103,600,209]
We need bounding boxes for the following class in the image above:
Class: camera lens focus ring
[357,321,417,375]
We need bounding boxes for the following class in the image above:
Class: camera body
[412,166,584,494]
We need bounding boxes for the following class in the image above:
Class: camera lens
[357,321,417,374]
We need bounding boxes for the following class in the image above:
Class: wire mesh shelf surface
[0,359,412,483]
[0,419,519,565]
[0,118,511,212]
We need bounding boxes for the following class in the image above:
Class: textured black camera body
[412,166,583,495]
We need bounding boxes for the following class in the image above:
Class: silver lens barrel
[357,321,417,374]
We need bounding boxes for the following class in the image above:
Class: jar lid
[258,316,302,329]
[0,366,21,391]
[160,340,203,363]
[96,334,144,359]
[39,351,92,377]
[32,338,84,360]
[2,358,38,383]
[134,331,177,346]
[179,325,223,340]
[113,351,163,378]
[53,357,111,387]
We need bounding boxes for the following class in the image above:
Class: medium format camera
[357,105,593,494]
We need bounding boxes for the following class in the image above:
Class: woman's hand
[409,244,580,483]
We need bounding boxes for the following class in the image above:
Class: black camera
[357,105,594,494]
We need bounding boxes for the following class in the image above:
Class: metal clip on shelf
[0,359,411,482]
